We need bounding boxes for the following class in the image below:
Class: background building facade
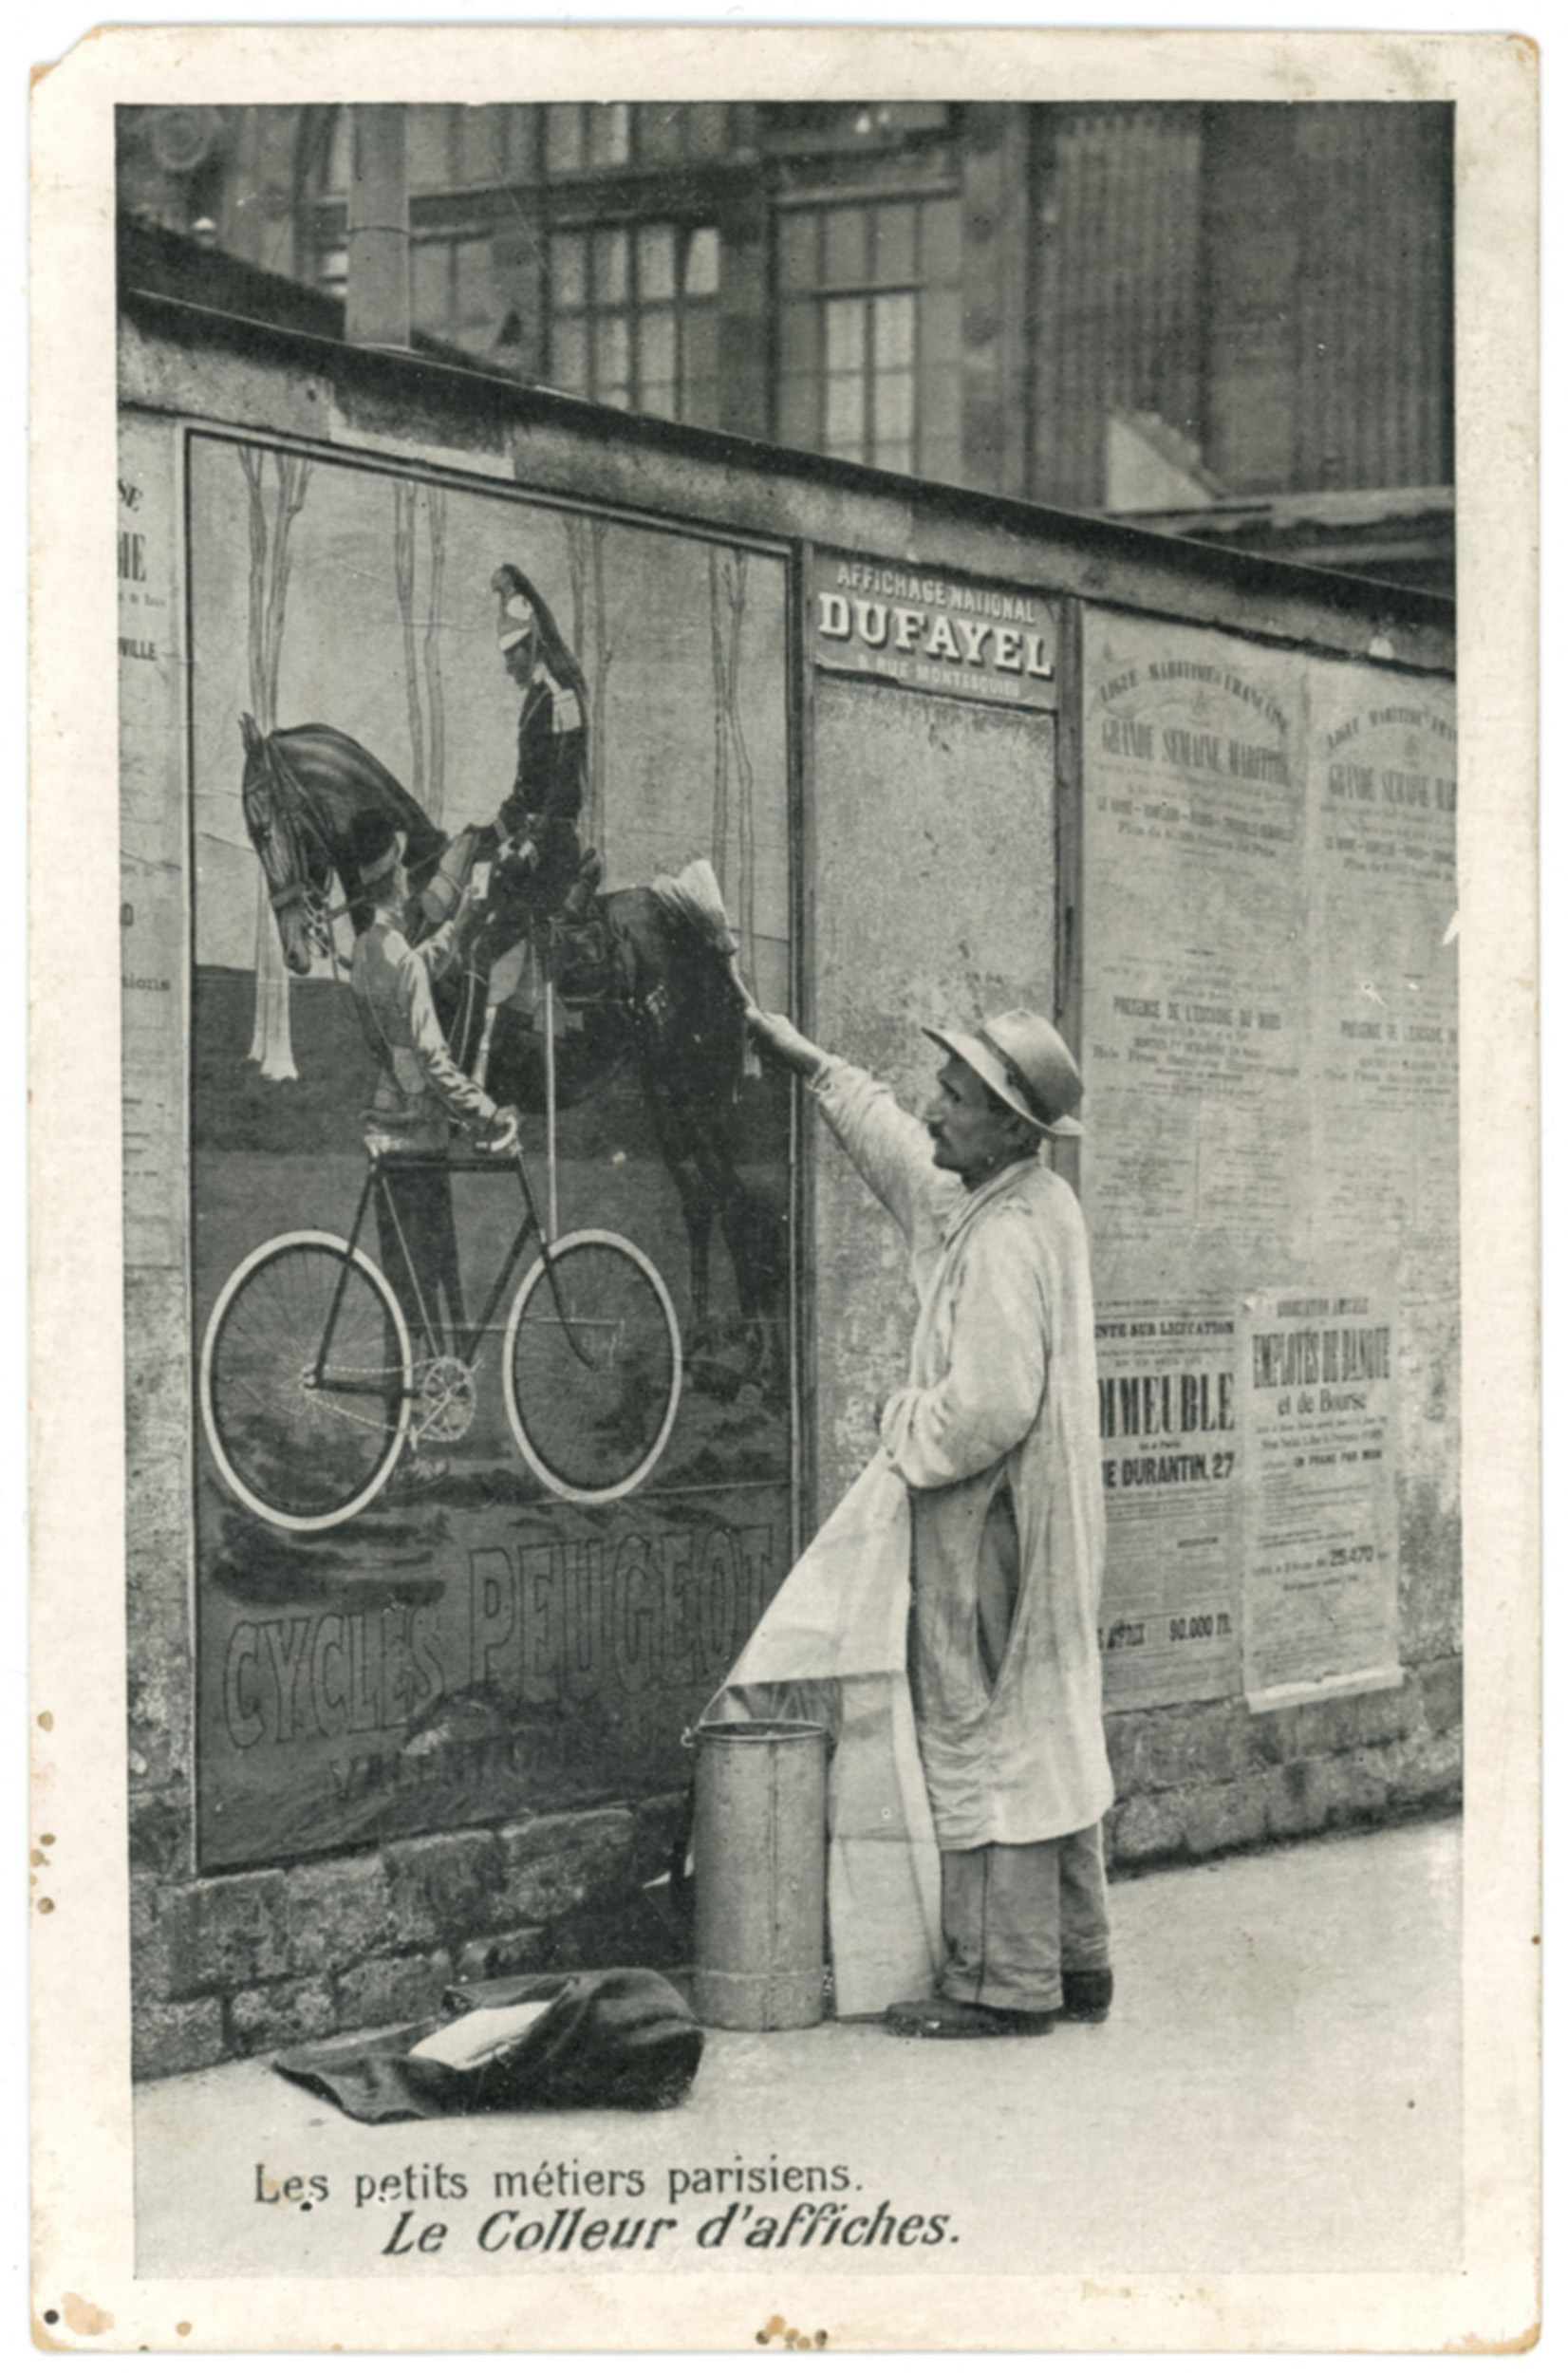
[116,99,1454,588]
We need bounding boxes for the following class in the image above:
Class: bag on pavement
[272,1967,703,2122]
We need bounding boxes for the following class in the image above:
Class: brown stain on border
[33,2293,116,2339]
[1441,2321,1540,2355]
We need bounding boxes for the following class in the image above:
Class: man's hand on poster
[746,1009,830,1081]
[479,1104,523,1156]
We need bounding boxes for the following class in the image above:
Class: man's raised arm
[747,1010,943,1240]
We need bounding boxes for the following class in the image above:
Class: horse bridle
[248,761,340,958]
[248,745,479,1010]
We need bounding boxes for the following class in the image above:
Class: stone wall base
[130,1799,689,2083]
[1104,1660,1461,1871]
[130,1673,1460,2082]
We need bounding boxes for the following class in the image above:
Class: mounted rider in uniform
[476,562,603,944]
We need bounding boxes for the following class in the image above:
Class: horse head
[239,714,335,977]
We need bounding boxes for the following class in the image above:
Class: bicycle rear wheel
[200,1232,413,1531]
[503,1230,681,1504]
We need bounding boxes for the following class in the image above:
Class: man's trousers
[937,1827,1111,2015]
[368,1151,466,1358]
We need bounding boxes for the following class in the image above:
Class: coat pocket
[974,1478,1020,1695]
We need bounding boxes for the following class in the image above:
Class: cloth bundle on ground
[272,1969,703,2123]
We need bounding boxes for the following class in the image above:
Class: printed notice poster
[1238,1286,1400,1707]
[1096,1300,1241,1709]
[1077,611,1308,1300]
[119,418,184,1271]
[1303,663,1458,1287]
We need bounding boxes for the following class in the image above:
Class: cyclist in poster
[347,810,518,1383]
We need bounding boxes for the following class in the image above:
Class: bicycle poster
[179,433,798,1871]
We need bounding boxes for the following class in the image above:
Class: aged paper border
[29,20,1539,2353]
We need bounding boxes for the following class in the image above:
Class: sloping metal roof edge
[119,272,1455,666]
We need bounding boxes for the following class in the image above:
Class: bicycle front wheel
[503,1231,681,1504]
[200,1232,413,1532]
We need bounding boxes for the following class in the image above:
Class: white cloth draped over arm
[703,1455,943,2013]
[879,1210,1048,1488]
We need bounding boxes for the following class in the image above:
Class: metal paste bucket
[692,1718,828,2031]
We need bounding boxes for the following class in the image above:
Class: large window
[542,103,737,173]
[548,221,721,425]
[546,103,632,175]
[412,234,499,347]
[775,194,963,480]
[308,105,519,346]
[315,226,499,353]
[316,103,532,196]
[304,104,741,382]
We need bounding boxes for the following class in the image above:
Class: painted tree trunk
[423,489,447,822]
[588,518,615,873]
[709,548,756,984]
[708,547,731,901]
[394,480,427,810]
[239,447,311,1081]
[725,551,756,987]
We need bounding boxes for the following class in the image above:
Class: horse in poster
[237,716,787,1401]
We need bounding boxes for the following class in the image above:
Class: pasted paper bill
[29,23,1538,2355]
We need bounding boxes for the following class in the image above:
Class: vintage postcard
[29,23,1538,2354]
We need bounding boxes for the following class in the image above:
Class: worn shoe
[1060,1969,1113,2024]
[884,1996,1056,2040]
[386,1453,451,1499]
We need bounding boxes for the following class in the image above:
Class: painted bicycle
[199,1134,682,1532]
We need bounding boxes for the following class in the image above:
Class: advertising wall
[116,349,1460,2073]
[1078,608,1457,1710]
[170,431,797,1869]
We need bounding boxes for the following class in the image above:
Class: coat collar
[940,1152,1041,1248]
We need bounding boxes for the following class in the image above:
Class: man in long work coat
[748,1004,1114,2039]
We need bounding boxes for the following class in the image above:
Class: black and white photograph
[29,24,1538,2355]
